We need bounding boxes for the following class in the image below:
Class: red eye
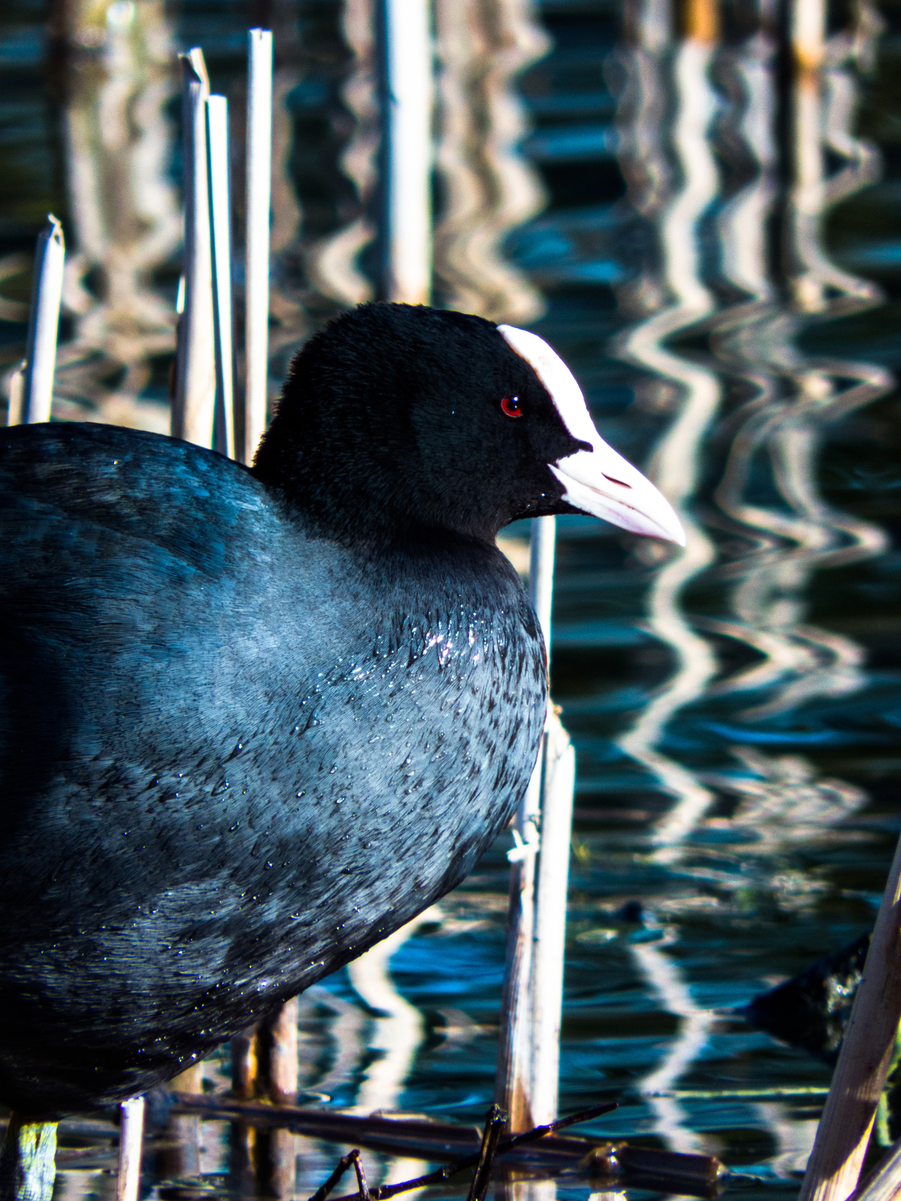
[500,395,523,418]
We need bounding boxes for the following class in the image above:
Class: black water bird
[0,303,683,1118]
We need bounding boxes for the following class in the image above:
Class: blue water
[3,0,901,1198]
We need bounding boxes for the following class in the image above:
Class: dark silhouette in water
[0,303,682,1117]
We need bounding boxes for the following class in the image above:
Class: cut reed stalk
[206,93,236,459]
[173,51,215,448]
[115,1096,145,1201]
[6,363,26,426]
[378,0,433,303]
[495,756,540,1130]
[21,217,65,425]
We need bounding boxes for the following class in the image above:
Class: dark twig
[466,1107,507,1201]
[351,1150,371,1201]
[326,1100,621,1201]
[330,1153,476,1201]
[308,1151,358,1201]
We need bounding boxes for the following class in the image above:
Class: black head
[252,304,683,548]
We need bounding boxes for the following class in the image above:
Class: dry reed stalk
[21,217,65,424]
[799,830,901,1201]
[206,93,236,459]
[173,51,215,447]
[115,1096,145,1201]
[5,363,25,426]
[378,0,433,303]
[496,515,576,1129]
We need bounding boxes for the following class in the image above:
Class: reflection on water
[2,0,901,1195]
[602,0,894,1156]
[613,0,891,865]
[431,0,548,324]
[614,0,723,856]
[631,933,717,1156]
[52,0,179,430]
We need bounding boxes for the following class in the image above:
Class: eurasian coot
[0,303,682,1117]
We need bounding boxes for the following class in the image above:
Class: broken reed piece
[586,1143,725,1192]
[378,0,433,304]
[38,1095,721,1201]
[115,1096,145,1201]
[21,217,65,425]
[799,828,901,1201]
[173,49,216,449]
[243,28,273,467]
[205,93,236,460]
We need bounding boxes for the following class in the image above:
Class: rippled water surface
[4,0,901,1197]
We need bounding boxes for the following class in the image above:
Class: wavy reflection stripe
[616,36,722,856]
[632,939,715,1157]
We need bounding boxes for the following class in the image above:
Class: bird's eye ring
[500,396,523,418]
